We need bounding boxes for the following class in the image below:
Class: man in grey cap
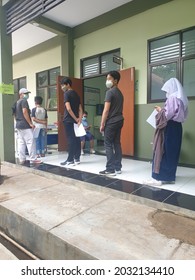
[15,88,42,164]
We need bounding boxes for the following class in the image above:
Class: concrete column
[0,5,15,162]
[60,28,74,77]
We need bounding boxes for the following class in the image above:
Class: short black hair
[34,96,43,105]
[84,111,88,115]
[107,71,121,83]
[60,77,72,86]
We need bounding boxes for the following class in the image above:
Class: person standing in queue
[14,88,42,165]
[99,71,124,176]
[60,77,83,166]
[144,78,188,186]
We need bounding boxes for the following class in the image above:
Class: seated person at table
[80,111,95,155]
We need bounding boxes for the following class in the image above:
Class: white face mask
[106,80,113,88]
[61,85,67,92]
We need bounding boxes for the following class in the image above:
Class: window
[13,76,26,98]
[148,27,195,102]
[81,49,121,78]
[36,67,60,110]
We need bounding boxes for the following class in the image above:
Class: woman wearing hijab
[145,78,188,186]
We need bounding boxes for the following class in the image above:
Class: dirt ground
[149,210,195,245]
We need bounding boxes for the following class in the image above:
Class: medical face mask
[82,116,87,121]
[23,94,29,99]
[106,80,113,89]
[61,85,67,91]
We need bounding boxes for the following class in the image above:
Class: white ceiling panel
[11,0,133,55]
[44,0,133,27]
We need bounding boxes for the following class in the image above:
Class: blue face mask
[82,116,87,121]
[23,94,29,100]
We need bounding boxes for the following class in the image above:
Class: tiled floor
[21,150,195,212]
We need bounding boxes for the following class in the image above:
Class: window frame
[36,66,60,111]
[80,48,121,78]
[13,76,27,100]
[148,26,195,103]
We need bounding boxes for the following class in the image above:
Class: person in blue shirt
[80,111,95,155]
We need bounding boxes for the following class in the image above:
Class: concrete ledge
[0,206,95,260]
[1,162,195,259]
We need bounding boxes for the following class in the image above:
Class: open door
[57,76,83,151]
[57,69,134,155]
[119,68,135,156]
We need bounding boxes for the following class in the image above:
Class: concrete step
[0,162,195,260]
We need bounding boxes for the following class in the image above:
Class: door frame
[57,68,135,156]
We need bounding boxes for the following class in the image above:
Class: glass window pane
[182,29,195,57]
[48,86,57,99]
[101,51,120,73]
[49,67,60,84]
[37,88,48,108]
[151,63,177,100]
[37,71,48,87]
[83,57,99,77]
[13,79,18,93]
[47,86,57,110]
[19,77,26,89]
[150,35,180,63]
[183,59,195,97]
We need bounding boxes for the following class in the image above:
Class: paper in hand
[33,127,40,138]
[74,123,86,137]
[146,109,158,128]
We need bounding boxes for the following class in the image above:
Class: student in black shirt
[99,71,124,176]
[60,77,83,166]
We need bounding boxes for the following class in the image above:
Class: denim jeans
[104,120,124,172]
[36,128,47,155]
[64,121,81,162]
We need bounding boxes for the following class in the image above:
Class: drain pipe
[0,230,39,260]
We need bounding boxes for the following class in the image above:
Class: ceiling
[11,0,133,55]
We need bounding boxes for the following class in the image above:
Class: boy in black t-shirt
[99,71,124,176]
[60,77,83,166]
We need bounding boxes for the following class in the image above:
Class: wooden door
[57,76,83,151]
[119,68,135,156]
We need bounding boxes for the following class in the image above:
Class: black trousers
[64,121,81,162]
[104,120,124,171]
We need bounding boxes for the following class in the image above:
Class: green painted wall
[135,101,195,166]
[73,0,195,165]
[11,0,195,166]
[74,0,195,104]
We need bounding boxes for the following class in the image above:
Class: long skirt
[152,120,182,181]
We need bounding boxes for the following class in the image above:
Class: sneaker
[81,150,84,155]
[60,160,75,166]
[115,170,122,174]
[143,178,162,186]
[30,159,43,165]
[18,160,26,165]
[99,170,116,176]
[74,159,80,165]
[162,181,175,184]
[90,149,96,154]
